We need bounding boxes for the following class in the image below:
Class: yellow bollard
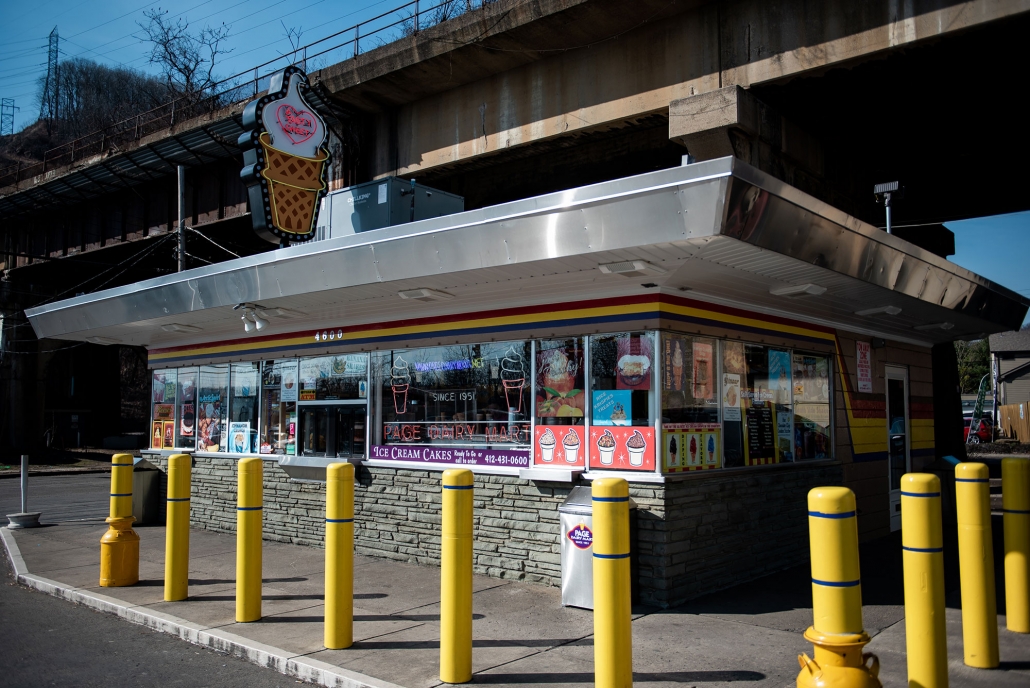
[324,462,355,650]
[440,469,473,684]
[955,462,999,667]
[797,486,880,688]
[901,473,948,688]
[164,453,192,602]
[100,453,139,587]
[236,457,263,623]
[593,478,633,688]
[1003,457,1030,633]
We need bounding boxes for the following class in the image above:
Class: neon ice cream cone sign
[500,345,526,413]
[240,66,330,244]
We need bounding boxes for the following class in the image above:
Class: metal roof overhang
[24,157,1029,350]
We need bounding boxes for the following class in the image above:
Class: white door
[886,365,910,532]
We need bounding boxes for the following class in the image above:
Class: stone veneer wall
[150,456,841,608]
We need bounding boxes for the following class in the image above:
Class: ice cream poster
[229,422,251,454]
[663,335,687,391]
[534,425,585,467]
[536,341,585,419]
[615,335,652,390]
[239,66,329,244]
[692,341,714,401]
[280,360,299,402]
[767,350,792,405]
[722,373,741,422]
[663,424,720,472]
[592,390,631,426]
[590,426,654,471]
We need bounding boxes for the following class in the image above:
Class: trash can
[132,457,161,525]
[558,485,638,609]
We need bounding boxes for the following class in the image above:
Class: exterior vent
[769,283,827,298]
[598,260,666,277]
[398,288,454,302]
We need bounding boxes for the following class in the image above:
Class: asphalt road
[0,475,302,687]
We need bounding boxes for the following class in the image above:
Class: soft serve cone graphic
[391,356,411,414]
[501,346,526,412]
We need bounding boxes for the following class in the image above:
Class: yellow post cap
[955,462,989,482]
[112,453,134,466]
[239,456,263,475]
[443,468,474,487]
[807,486,855,515]
[1003,458,1030,512]
[592,477,630,500]
[327,461,355,483]
[902,473,941,495]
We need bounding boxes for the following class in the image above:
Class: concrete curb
[0,528,406,688]
[0,468,111,479]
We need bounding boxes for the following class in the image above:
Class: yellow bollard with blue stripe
[164,453,192,602]
[1003,457,1030,633]
[955,462,999,667]
[901,473,948,688]
[325,462,355,650]
[236,457,263,622]
[440,469,474,684]
[797,486,880,688]
[100,453,139,587]
[593,478,633,688]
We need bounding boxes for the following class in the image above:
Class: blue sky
[945,211,1030,327]
[2,2,1028,330]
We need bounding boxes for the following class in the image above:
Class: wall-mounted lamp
[235,303,269,334]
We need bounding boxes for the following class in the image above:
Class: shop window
[175,367,198,450]
[376,342,531,448]
[300,355,368,401]
[151,369,177,449]
[792,353,832,460]
[588,332,657,471]
[260,359,298,455]
[197,365,228,452]
[661,335,721,471]
[722,344,795,466]
[533,338,586,467]
[229,362,260,454]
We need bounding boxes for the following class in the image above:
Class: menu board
[745,405,776,464]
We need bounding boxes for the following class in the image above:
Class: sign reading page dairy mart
[240,66,330,244]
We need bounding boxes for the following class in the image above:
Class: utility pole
[40,28,59,134]
[0,99,16,136]
[177,166,186,272]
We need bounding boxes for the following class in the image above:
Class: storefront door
[886,365,910,532]
[299,403,367,458]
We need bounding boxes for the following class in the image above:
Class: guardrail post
[325,462,355,650]
[593,478,633,688]
[955,462,999,667]
[236,457,263,622]
[1003,457,1030,633]
[440,468,473,684]
[797,487,880,688]
[164,453,192,602]
[100,453,139,587]
[902,474,948,688]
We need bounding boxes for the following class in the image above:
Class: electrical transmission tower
[39,27,59,134]
[0,99,15,136]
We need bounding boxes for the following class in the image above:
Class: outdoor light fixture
[914,322,955,331]
[398,288,454,302]
[874,181,903,234]
[252,313,269,331]
[769,283,827,298]
[241,312,255,333]
[86,336,120,345]
[161,323,203,333]
[855,305,902,316]
[598,260,666,277]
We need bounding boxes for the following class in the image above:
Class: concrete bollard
[955,462,999,667]
[440,469,473,684]
[593,478,633,688]
[901,473,948,688]
[99,453,139,587]
[1003,457,1030,633]
[797,486,880,688]
[164,453,192,602]
[236,457,263,622]
[324,462,355,650]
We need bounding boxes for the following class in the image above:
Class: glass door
[336,406,367,458]
[886,365,910,532]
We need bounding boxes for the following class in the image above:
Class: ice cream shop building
[24,65,1029,606]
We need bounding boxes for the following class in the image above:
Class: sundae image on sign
[534,426,585,467]
[536,341,585,419]
[592,390,631,426]
[239,66,330,244]
[588,427,655,470]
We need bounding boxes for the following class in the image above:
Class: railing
[0,0,503,195]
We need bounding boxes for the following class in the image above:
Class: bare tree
[137,9,232,108]
[280,22,305,68]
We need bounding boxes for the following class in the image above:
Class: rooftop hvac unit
[316,177,464,240]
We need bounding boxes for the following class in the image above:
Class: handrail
[0,0,502,195]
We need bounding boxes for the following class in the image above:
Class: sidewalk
[3,520,1029,688]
